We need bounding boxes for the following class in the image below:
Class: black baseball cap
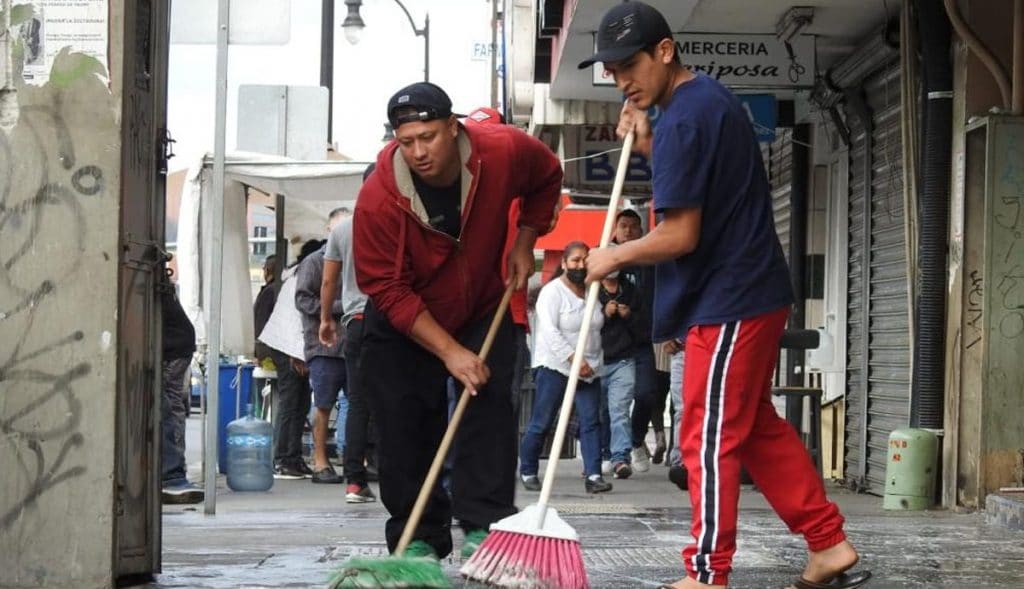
[577,1,673,69]
[386,82,463,129]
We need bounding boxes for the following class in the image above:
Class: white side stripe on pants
[692,320,740,584]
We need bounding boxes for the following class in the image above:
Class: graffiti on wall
[0,51,112,530]
[993,130,1024,344]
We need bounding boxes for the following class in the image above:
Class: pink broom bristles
[461,531,586,588]
[460,505,588,588]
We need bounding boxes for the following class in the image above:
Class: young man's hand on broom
[617,100,653,157]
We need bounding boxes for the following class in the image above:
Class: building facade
[502,0,1024,506]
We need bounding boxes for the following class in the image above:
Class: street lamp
[342,0,430,82]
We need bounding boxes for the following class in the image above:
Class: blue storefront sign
[738,94,777,142]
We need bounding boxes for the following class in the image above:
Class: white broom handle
[536,130,635,525]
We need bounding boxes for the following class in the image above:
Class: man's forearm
[512,225,539,251]
[408,309,461,362]
[616,208,701,266]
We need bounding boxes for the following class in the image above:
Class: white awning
[176,151,370,356]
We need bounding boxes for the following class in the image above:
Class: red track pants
[679,307,846,585]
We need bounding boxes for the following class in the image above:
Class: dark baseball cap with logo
[386,82,464,130]
[577,1,673,70]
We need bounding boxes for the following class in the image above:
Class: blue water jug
[225,404,274,492]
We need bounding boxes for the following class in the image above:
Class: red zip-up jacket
[353,123,563,336]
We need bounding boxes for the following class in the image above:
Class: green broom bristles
[326,556,451,588]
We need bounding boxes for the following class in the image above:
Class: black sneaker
[584,476,612,494]
[312,465,343,484]
[668,465,689,491]
[273,463,306,480]
[520,475,541,491]
[613,462,633,479]
[294,460,314,478]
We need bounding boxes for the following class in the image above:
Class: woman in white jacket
[519,241,611,494]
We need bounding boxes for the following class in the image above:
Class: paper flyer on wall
[16,0,109,85]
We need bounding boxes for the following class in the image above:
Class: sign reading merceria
[593,33,815,89]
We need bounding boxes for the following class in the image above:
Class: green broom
[327,284,516,589]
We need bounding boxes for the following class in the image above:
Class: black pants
[362,302,518,558]
[630,345,658,447]
[343,317,377,485]
[510,325,530,422]
[270,350,311,466]
[651,369,669,431]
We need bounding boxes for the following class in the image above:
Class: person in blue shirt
[579,3,870,589]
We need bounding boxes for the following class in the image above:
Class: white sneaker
[631,446,651,473]
[601,460,613,476]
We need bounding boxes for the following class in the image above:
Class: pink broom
[460,130,636,589]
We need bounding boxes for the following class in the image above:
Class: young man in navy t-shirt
[580,3,870,589]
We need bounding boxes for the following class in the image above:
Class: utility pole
[321,0,335,143]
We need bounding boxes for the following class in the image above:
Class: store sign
[471,40,496,62]
[566,125,652,195]
[593,33,815,89]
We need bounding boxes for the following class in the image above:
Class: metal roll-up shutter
[844,61,911,494]
[768,129,793,388]
[845,97,869,489]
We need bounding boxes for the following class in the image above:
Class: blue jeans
[520,367,602,477]
[334,394,349,456]
[601,358,636,464]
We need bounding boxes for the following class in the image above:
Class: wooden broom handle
[536,130,635,524]
[396,283,517,555]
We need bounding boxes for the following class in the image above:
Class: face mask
[566,268,587,285]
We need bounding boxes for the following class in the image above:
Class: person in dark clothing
[613,209,659,473]
[597,254,646,480]
[353,82,562,560]
[254,255,279,364]
[160,275,202,504]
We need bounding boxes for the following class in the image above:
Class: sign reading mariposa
[592,33,815,89]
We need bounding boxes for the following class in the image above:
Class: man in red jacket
[353,82,562,560]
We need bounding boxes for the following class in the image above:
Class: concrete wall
[944,0,1021,509]
[0,2,124,586]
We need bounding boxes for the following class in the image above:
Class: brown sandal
[792,570,872,589]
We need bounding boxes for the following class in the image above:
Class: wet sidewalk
[146,417,1024,588]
